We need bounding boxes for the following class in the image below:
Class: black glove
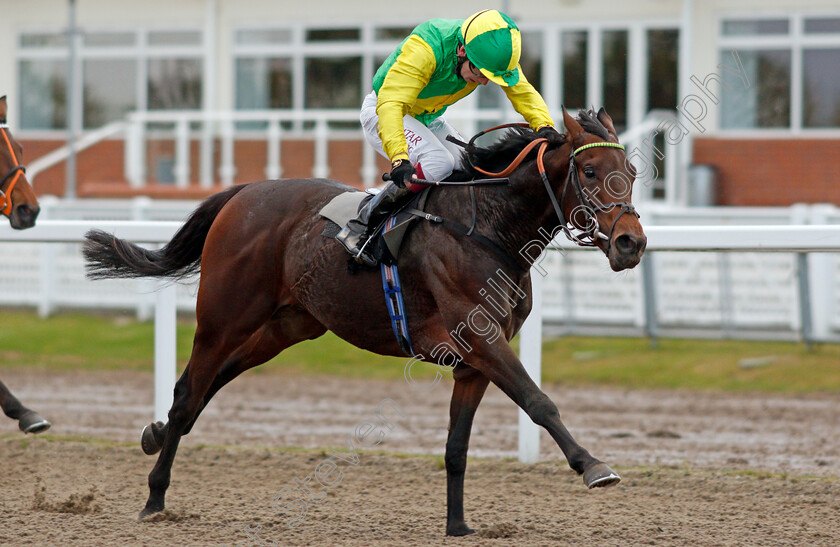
[389,159,417,188]
[537,126,560,141]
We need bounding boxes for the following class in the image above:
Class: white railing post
[518,266,543,463]
[362,139,377,188]
[174,118,191,188]
[200,118,214,189]
[790,204,810,333]
[219,118,236,186]
[132,197,155,321]
[36,196,58,318]
[154,281,177,423]
[313,118,330,179]
[126,113,146,188]
[808,204,836,341]
[266,120,283,180]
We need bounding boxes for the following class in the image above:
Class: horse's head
[0,96,39,229]
[553,106,646,271]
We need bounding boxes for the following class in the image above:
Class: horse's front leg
[470,339,620,488]
[445,363,490,536]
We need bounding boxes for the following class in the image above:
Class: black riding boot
[336,182,414,266]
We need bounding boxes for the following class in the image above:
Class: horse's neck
[471,147,570,262]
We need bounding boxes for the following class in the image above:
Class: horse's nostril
[16,204,39,225]
[614,234,640,255]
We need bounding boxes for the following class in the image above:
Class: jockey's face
[456,45,489,85]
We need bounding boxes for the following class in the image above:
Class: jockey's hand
[537,126,560,141]
[389,159,417,188]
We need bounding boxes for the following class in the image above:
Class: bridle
[0,121,26,217]
[555,141,640,247]
[456,123,639,248]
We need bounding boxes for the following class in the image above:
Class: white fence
[28,108,681,205]
[2,198,837,339]
[2,217,839,464]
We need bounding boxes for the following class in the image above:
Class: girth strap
[402,207,522,273]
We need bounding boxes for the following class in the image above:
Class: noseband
[460,123,639,249]
[0,122,26,217]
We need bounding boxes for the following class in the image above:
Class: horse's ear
[562,106,584,142]
[597,107,618,138]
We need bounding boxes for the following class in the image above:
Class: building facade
[3,0,839,205]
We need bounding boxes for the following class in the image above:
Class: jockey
[337,9,557,266]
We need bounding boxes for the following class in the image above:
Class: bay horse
[83,107,646,535]
[0,95,49,434]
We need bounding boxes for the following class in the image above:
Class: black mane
[449,109,609,181]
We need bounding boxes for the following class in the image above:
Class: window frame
[717,11,840,136]
[16,26,205,136]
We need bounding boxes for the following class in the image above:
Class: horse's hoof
[19,411,51,434]
[141,422,164,455]
[139,505,163,520]
[583,462,621,489]
[446,522,476,536]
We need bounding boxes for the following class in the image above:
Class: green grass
[0,309,838,393]
[540,336,840,392]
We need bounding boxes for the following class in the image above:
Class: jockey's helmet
[459,10,521,87]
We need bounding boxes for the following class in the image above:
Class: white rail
[1,221,839,458]
[518,224,840,463]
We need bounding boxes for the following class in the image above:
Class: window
[647,29,679,111]
[561,31,587,110]
[17,28,203,130]
[722,19,789,36]
[83,59,137,127]
[305,57,362,109]
[234,26,375,130]
[236,58,293,110]
[719,15,840,130]
[148,59,203,110]
[804,17,840,34]
[602,30,628,132]
[720,49,791,129]
[802,48,840,127]
[19,60,67,130]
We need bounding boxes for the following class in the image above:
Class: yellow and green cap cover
[459,10,521,87]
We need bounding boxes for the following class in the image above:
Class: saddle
[319,188,431,266]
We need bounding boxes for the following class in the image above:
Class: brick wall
[21,138,390,199]
[22,136,839,205]
[693,137,840,206]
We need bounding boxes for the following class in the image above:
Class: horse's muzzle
[608,233,646,271]
[10,203,39,229]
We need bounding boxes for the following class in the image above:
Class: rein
[0,123,25,217]
[452,123,639,249]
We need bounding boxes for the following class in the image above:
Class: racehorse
[83,107,646,535]
[0,95,49,434]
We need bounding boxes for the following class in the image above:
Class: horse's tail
[83,184,248,280]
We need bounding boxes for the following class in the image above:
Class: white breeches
[360,91,466,182]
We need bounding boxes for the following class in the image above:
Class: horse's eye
[583,167,596,178]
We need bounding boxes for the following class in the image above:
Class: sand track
[1,368,838,546]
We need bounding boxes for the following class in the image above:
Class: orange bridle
[0,123,25,216]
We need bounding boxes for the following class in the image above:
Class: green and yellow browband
[572,142,625,157]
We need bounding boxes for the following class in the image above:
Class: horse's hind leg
[0,380,50,434]
[140,308,325,517]
[142,309,326,455]
[445,364,489,536]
